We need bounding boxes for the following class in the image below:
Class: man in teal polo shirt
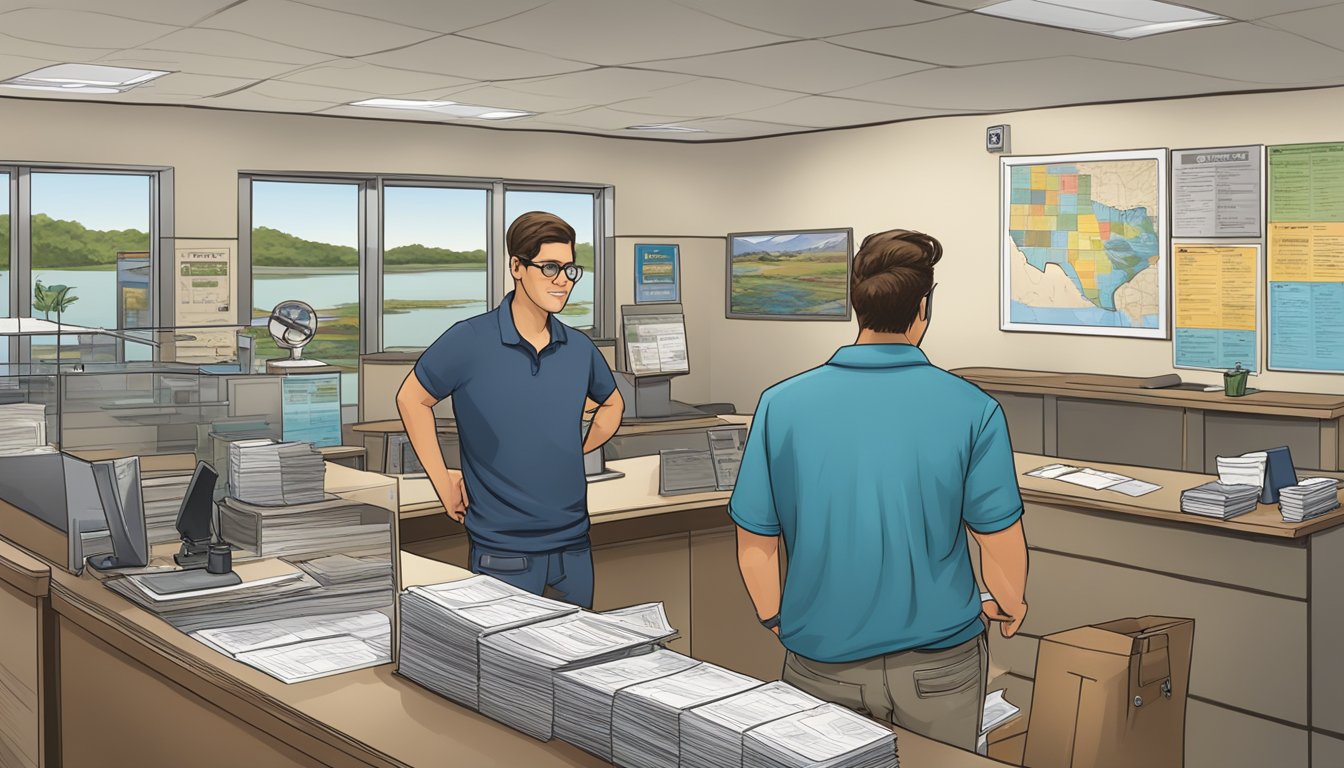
[730,229,1029,752]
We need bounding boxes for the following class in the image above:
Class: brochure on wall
[634,244,680,304]
[1173,244,1260,372]
[1267,143,1344,372]
[173,239,239,363]
[1170,146,1263,238]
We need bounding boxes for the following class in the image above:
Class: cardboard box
[987,714,1028,765]
[1023,616,1194,768]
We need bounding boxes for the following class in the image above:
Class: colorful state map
[1006,160,1161,329]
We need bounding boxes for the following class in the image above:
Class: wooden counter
[955,366,1344,473]
[0,538,54,768]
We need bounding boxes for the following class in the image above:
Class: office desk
[40,549,1006,768]
[998,454,1344,768]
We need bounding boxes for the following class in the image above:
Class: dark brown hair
[851,229,943,333]
[506,211,576,263]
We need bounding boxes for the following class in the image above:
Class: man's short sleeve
[413,323,472,400]
[729,397,780,536]
[587,341,618,403]
[963,401,1024,533]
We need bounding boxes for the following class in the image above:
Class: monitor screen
[281,372,342,447]
[621,309,689,377]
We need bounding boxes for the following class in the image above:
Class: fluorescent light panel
[974,0,1228,38]
[1,63,169,93]
[350,98,533,120]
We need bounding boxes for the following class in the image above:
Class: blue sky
[30,172,150,231]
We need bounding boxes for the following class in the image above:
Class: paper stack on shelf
[1278,477,1341,522]
[0,403,52,455]
[554,649,701,761]
[399,581,575,709]
[477,611,674,741]
[611,663,763,768]
[1216,451,1268,488]
[1179,481,1261,519]
[105,559,323,633]
[228,439,325,505]
[140,473,193,544]
[680,682,826,768]
[743,703,898,768]
[294,553,397,633]
[218,495,391,559]
[191,609,392,683]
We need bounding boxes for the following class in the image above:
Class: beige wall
[8,86,1344,414]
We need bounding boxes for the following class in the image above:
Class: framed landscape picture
[726,228,853,320]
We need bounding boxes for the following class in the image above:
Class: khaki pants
[780,633,987,752]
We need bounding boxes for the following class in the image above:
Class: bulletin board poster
[1267,143,1344,373]
[634,244,680,304]
[1172,244,1260,372]
[173,239,239,363]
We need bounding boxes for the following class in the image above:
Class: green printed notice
[1269,143,1344,222]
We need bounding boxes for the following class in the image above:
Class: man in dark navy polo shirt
[395,211,624,608]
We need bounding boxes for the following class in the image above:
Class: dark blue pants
[469,544,594,609]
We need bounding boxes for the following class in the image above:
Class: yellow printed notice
[1173,245,1257,331]
[1268,222,1344,283]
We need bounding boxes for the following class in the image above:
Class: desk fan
[265,300,327,368]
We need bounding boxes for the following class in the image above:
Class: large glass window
[1,173,9,364]
[505,190,597,331]
[382,186,489,350]
[30,172,152,363]
[248,180,360,404]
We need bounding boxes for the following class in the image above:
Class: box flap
[1042,626,1135,656]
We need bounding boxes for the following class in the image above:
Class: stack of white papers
[554,649,700,761]
[298,553,391,585]
[106,566,324,633]
[218,496,391,560]
[1025,464,1161,497]
[980,689,1021,735]
[140,473,193,544]
[477,611,673,741]
[1279,477,1341,522]
[743,703,898,768]
[1179,481,1261,519]
[399,584,574,709]
[1216,452,1267,489]
[0,403,51,456]
[228,439,325,505]
[680,682,825,768]
[611,663,762,768]
[191,609,392,683]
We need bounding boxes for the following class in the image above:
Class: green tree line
[0,214,593,270]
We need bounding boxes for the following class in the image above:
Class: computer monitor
[175,461,218,568]
[86,457,149,571]
[281,372,342,448]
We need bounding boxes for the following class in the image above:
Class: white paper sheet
[1055,468,1132,490]
[234,635,383,684]
[1107,479,1163,497]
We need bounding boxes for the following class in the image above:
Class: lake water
[16,268,594,350]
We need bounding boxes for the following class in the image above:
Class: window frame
[0,161,173,364]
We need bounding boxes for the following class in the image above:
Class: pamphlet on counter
[1025,464,1162,497]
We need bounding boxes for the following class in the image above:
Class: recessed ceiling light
[974,0,1228,38]
[351,98,534,120]
[1,63,170,93]
[625,124,706,133]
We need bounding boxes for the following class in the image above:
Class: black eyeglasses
[517,256,583,282]
[922,283,937,322]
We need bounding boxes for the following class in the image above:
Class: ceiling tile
[1113,22,1344,85]
[831,56,1240,111]
[665,116,809,138]
[0,32,115,64]
[1260,3,1344,49]
[290,0,550,34]
[829,11,1104,66]
[611,78,803,117]
[362,35,593,81]
[460,0,790,66]
[0,8,177,49]
[536,106,703,131]
[0,1,237,27]
[670,0,961,37]
[96,49,304,80]
[217,79,371,109]
[200,87,339,112]
[197,0,440,57]
[1179,0,1344,21]
[502,68,699,102]
[119,72,260,99]
[635,41,930,93]
[146,28,337,65]
[279,61,472,95]
[734,95,957,127]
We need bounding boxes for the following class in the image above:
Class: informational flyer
[634,244,679,303]
[281,373,342,447]
[1170,146,1262,238]
[1172,244,1260,372]
[173,239,239,363]
[1267,143,1344,372]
